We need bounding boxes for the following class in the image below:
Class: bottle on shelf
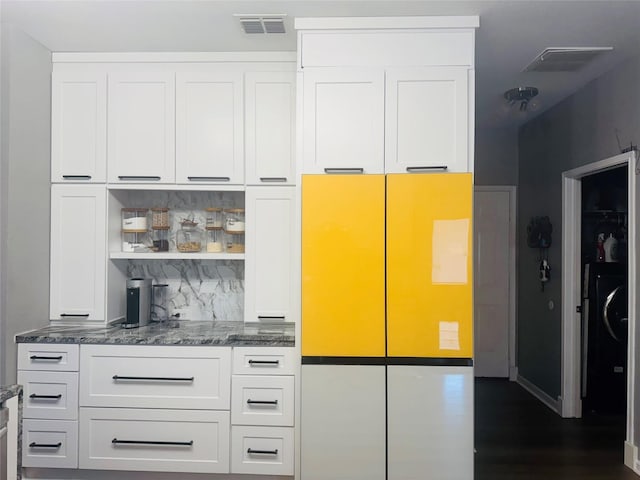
[176,219,203,253]
[596,233,606,263]
[151,208,170,252]
[223,208,245,253]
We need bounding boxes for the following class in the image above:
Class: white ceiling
[2,0,640,130]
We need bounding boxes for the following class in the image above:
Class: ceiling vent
[523,47,613,72]
[236,15,287,35]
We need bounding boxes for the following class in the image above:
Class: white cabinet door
[245,72,296,185]
[302,68,385,174]
[51,71,107,183]
[385,67,470,173]
[245,187,295,322]
[301,365,386,480]
[387,366,474,480]
[107,72,175,183]
[176,72,243,184]
[50,185,106,321]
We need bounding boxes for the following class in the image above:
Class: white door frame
[561,151,637,467]
[474,185,517,380]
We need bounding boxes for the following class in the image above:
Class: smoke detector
[235,14,287,34]
[504,87,539,111]
[523,47,613,72]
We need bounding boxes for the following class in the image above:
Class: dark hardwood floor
[475,378,638,479]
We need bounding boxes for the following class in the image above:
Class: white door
[176,72,243,185]
[302,68,385,174]
[244,187,295,323]
[51,71,107,183]
[385,67,469,173]
[474,188,513,377]
[50,185,106,322]
[245,72,296,185]
[107,72,175,183]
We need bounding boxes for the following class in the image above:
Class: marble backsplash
[127,260,244,322]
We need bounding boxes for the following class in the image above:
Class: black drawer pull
[60,313,90,318]
[113,375,195,382]
[406,166,448,172]
[248,360,280,365]
[30,355,63,361]
[118,176,161,181]
[30,442,62,449]
[187,176,230,182]
[323,168,364,174]
[247,399,278,405]
[257,315,286,321]
[247,448,278,455]
[259,177,287,182]
[62,175,92,180]
[112,438,194,447]
[30,394,62,400]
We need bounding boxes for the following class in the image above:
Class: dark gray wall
[475,126,519,186]
[2,26,51,384]
[517,54,640,399]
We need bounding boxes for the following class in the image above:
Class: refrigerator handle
[603,286,623,343]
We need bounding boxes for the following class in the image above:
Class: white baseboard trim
[625,441,638,472]
[509,366,518,382]
[517,374,561,415]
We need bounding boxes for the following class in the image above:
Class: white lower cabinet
[231,375,294,426]
[231,426,294,475]
[18,371,78,420]
[79,408,230,473]
[23,419,78,468]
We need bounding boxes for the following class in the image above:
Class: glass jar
[122,208,148,232]
[225,231,245,253]
[205,208,223,229]
[206,228,223,253]
[152,228,170,252]
[122,231,148,253]
[151,208,170,229]
[176,220,202,253]
[224,208,245,233]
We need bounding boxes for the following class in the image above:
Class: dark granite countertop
[0,384,22,405]
[15,321,295,347]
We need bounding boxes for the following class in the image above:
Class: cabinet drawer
[79,408,230,474]
[80,345,231,409]
[231,426,294,475]
[18,344,79,371]
[233,347,296,375]
[232,376,294,426]
[23,419,78,468]
[18,371,78,420]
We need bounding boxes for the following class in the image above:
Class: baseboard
[625,441,637,471]
[517,374,561,414]
[509,366,518,382]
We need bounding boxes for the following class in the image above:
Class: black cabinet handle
[113,375,194,382]
[60,313,90,318]
[62,175,92,180]
[259,177,287,182]
[112,438,194,447]
[247,399,278,405]
[187,176,230,182]
[406,166,448,172]
[30,355,63,361]
[30,394,62,400]
[248,359,280,365]
[258,315,286,321]
[247,448,278,455]
[118,176,161,181]
[30,442,62,449]
[323,168,364,174]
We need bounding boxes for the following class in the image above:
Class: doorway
[561,150,638,472]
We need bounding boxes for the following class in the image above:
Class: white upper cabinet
[107,72,175,183]
[244,187,295,323]
[245,72,296,185]
[176,72,243,185]
[51,71,107,183]
[385,67,470,173]
[302,68,385,174]
[50,185,106,322]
